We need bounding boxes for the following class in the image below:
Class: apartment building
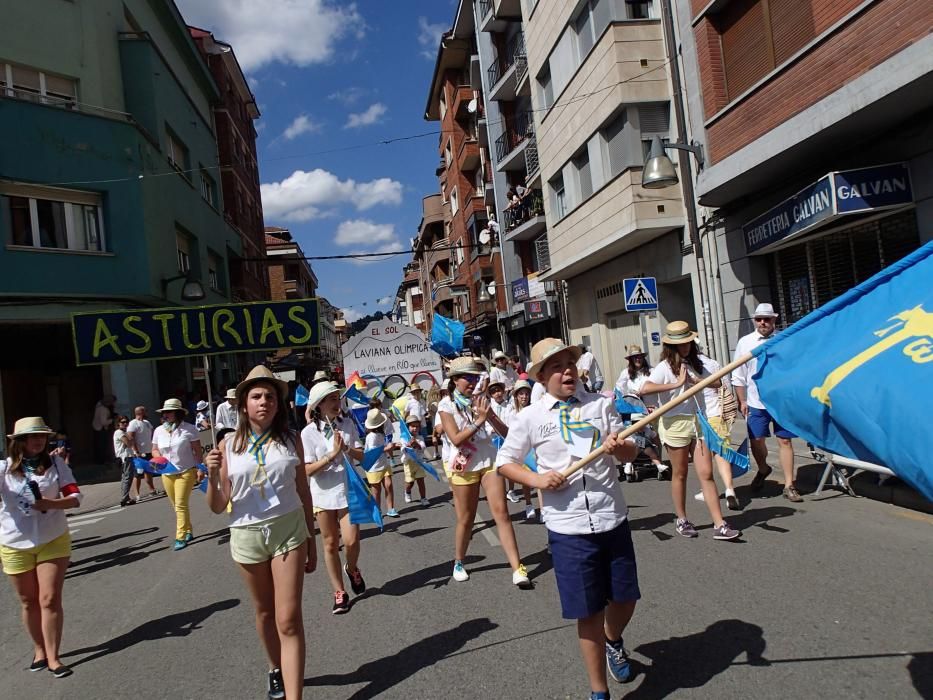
[411,194,449,335]
[523,0,697,381]
[675,0,933,349]
[393,259,427,335]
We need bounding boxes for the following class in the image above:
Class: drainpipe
[659,0,718,361]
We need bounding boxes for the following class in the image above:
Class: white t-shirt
[702,357,727,417]
[0,456,82,548]
[436,395,497,472]
[113,429,133,460]
[646,356,717,417]
[224,435,303,528]
[434,410,451,468]
[531,381,547,404]
[364,431,391,473]
[496,388,627,535]
[615,372,656,410]
[732,331,773,410]
[215,401,239,431]
[126,418,153,454]
[301,416,361,511]
[152,422,201,471]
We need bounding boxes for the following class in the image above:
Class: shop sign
[744,176,834,254]
[524,299,550,323]
[341,318,442,384]
[511,277,529,303]
[527,274,546,299]
[834,163,913,214]
[71,299,320,366]
[508,312,525,331]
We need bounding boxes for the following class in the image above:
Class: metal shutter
[718,0,772,100]
[769,0,816,65]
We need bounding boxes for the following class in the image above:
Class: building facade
[393,259,427,335]
[0,0,241,461]
[675,0,933,351]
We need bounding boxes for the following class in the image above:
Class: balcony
[452,85,474,119]
[479,0,508,32]
[458,137,480,172]
[426,236,451,274]
[504,190,546,241]
[495,111,534,172]
[534,235,551,273]
[487,31,525,103]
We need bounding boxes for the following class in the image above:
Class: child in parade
[204,366,317,700]
[401,414,430,507]
[1,417,82,679]
[151,398,203,550]
[301,381,367,615]
[615,346,669,481]
[503,380,540,521]
[363,408,399,518]
[496,339,640,700]
[438,357,531,587]
[640,322,741,540]
[692,355,742,511]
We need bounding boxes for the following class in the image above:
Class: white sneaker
[694,491,705,502]
[525,505,536,521]
[506,489,521,503]
[404,492,412,504]
[452,561,469,582]
[623,462,634,475]
[420,498,430,507]
[512,564,531,588]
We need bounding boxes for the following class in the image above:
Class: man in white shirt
[490,351,518,392]
[127,405,158,498]
[732,303,801,502]
[497,338,638,698]
[215,388,239,432]
[576,345,604,392]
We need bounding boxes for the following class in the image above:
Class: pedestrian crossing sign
[623,277,659,311]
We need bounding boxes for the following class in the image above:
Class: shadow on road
[625,619,768,699]
[360,555,484,599]
[908,652,931,698]
[716,505,796,534]
[63,598,240,668]
[65,537,167,579]
[71,527,159,550]
[186,527,230,547]
[397,526,447,539]
[306,617,498,699]
[360,518,417,540]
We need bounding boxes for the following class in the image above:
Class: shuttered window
[603,110,628,178]
[770,0,814,64]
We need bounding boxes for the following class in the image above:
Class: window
[166,128,189,173]
[445,140,453,167]
[1,62,77,106]
[573,149,593,201]
[176,231,191,273]
[2,185,104,252]
[573,0,610,62]
[450,186,459,216]
[602,109,630,177]
[638,103,671,159]
[537,66,554,111]
[200,169,216,207]
[550,173,567,220]
[413,309,425,324]
[207,251,222,292]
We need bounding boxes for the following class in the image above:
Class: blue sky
[175,1,455,321]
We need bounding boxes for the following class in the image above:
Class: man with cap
[215,388,239,432]
[732,303,801,502]
[195,400,211,431]
[490,350,518,392]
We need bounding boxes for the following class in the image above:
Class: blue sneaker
[590,692,609,700]
[173,539,187,551]
[606,639,632,683]
[183,532,193,543]
[385,509,400,518]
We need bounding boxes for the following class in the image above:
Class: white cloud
[341,307,364,323]
[417,16,447,60]
[176,0,365,72]
[281,114,321,140]
[344,102,387,129]
[261,169,402,222]
[328,86,368,105]
[377,296,393,306]
[335,220,396,246]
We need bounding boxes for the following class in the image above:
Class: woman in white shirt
[1,417,82,678]
[641,322,740,541]
[438,357,530,587]
[204,366,316,700]
[151,398,203,551]
[614,346,668,481]
[300,381,366,615]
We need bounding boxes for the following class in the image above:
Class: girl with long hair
[640,322,741,541]
[614,346,668,481]
[204,366,317,700]
[1,417,82,678]
[505,379,541,521]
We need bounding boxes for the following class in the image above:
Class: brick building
[675,0,933,349]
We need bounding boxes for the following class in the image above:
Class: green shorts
[229,508,310,565]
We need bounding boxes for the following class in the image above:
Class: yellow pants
[162,469,198,540]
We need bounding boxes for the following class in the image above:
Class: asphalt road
[0,463,930,699]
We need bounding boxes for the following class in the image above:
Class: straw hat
[196,400,209,411]
[312,370,329,383]
[7,417,56,439]
[235,365,288,403]
[661,321,699,345]
[487,378,505,391]
[409,383,423,393]
[513,379,532,393]
[526,338,582,380]
[753,302,779,318]
[224,388,237,401]
[405,412,422,426]
[307,381,340,410]
[625,345,646,359]
[156,398,187,415]
[492,350,507,361]
[447,356,486,377]
[364,408,387,430]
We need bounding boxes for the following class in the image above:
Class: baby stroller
[616,393,668,482]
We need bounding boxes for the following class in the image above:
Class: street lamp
[477,280,506,303]
[641,136,705,189]
[161,272,206,302]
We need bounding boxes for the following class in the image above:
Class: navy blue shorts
[547,521,641,620]
[747,406,795,440]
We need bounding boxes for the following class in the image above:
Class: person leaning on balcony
[151,398,203,551]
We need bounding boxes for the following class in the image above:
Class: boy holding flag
[496,339,640,700]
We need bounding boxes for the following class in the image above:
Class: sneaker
[590,693,610,700]
[385,508,400,518]
[345,563,366,595]
[506,489,521,503]
[48,665,73,679]
[750,466,773,492]
[512,564,532,589]
[420,498,431,507]
[28,658,48,672]
[452,560,469,582]
[119,498,135,507]
[332,590,350,614]
[657,466,671,481]
[783,485,803,503]
[267,668,285,700]
[183,531,193,543]
[404,491,412,504]
[675,518,698,538]
[525,505,537,521]
[693,491,705,502]
[725,489,741,511]
[173,539,187,551]
[713,521,741,540]
[605,639,633,683]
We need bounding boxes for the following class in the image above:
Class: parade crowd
[0,304,804,699]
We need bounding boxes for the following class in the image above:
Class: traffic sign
[623,277,659,311]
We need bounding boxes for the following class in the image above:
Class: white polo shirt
[215,401,239,431]
[495,388,628,535]
[731,331,773,410]
[301,416,360,511]
[127,418,153,454]
[152,422,201,471]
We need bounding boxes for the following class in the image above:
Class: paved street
[0,461,930,700]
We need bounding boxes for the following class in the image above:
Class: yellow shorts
[1,531,72,575]
[445,466,494,486]
[707,415,733,440]
[403,460,427,483]
[658,414,699,448]
[365,468,391,485]
[229,508,309,565]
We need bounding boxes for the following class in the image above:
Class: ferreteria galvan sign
[71,299,320,365]
[341,319,442,383]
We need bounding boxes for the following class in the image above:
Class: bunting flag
[360,445,385,472]
[403,447,440,481]
[696,412,750,478]
[343,455,383,529]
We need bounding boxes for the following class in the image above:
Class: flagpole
[560,353,754,479]
[202,354,217,450]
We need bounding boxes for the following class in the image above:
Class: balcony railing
[495,110,534,161]
[504,189,544,231]
[487,30,525,91]
[524,134,539,176]
[535,235,551,272]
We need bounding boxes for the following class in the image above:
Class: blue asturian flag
[360,445,385,472]
[613,389,647,416]
[138,457,182,476]
[397,419,412,443]
[349,407,368,439]
[696,412,750,478]
[430,314,465,357]
[403,447,440,481]
[523,451,538,472]
[342,455,383,529]
[343,385,369,407]
[752,240,933,501]
[295,384,310,407]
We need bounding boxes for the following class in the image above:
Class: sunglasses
[754,317,774,323]
[460,373,481,382]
